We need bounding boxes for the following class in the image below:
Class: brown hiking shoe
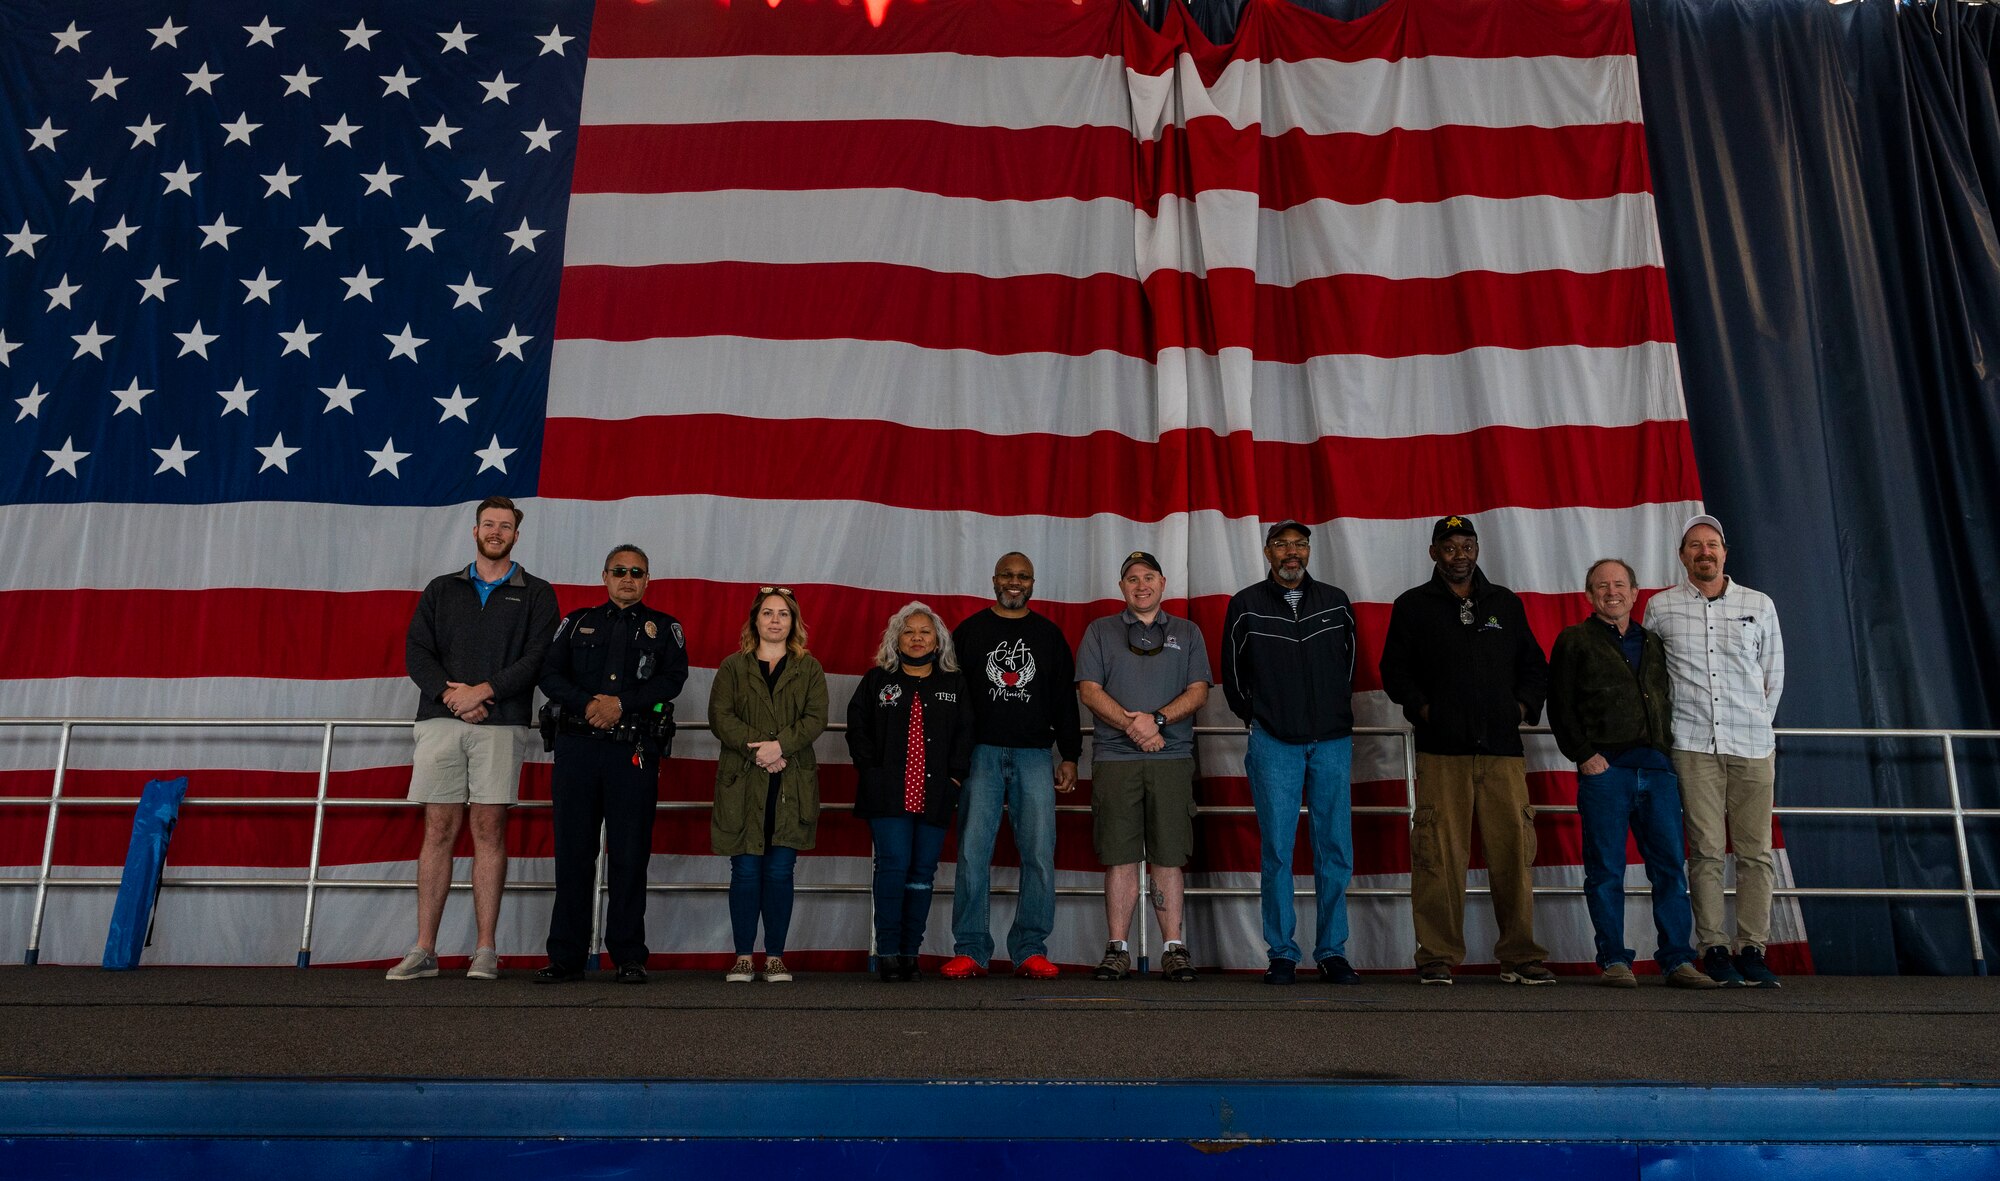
[1092,943,1131,981]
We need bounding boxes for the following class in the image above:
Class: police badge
[644,620,658,639]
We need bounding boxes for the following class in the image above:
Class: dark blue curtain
[1174,0,2000,972]
[1629,0,2000,974]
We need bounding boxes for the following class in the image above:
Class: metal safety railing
[3,718,1996,973]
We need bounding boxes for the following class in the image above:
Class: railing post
[592,827,610,972]
[1940,735,1986,976]
[296,722,336,969]
[25,721,74,966]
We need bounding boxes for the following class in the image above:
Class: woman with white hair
[846,601,976,981]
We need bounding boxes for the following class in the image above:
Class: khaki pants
[1410,754,1546,968]
[1673,749,1776,952]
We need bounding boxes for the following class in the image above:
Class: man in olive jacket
[1548,559,1715,989]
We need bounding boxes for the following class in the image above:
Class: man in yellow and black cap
[1380,516,1553,987]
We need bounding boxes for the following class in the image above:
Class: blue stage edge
[5,1080,1999,1179]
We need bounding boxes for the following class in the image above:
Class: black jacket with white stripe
[1220,572,1357,743]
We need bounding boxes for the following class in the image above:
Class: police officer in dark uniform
[535,544,689,983]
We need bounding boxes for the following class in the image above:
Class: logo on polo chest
[879,683,904,707]
[985,639,1037,702]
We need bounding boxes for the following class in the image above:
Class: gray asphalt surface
[2,968,1994,1083]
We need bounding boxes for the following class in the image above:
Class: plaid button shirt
[1644,577,1785,758]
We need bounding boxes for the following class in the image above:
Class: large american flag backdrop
[0,0,1808,972]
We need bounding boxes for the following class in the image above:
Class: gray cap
[1680,513,1726,545]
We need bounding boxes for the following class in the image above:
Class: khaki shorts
[409,718,525,806]
[1090,758,1197,868]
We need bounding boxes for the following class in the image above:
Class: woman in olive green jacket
[710,587,828,983]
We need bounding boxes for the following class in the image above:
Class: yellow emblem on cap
[1447,517,1464,527]
[644,620,658,639]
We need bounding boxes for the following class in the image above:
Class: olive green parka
[709,650,829,855]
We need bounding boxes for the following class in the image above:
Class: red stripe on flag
[571,120,1651,207]
[585,0,1633,63]
[1,584,1648,688]
[539,417,1700,520]
[552,262,1677,358]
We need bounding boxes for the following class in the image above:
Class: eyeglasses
[606,566,648,579]
[759,586,794,596]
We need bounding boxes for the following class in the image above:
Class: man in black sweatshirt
[942,552,1082,979]
[1379,515,1551,987]
[1220,521,1361,987]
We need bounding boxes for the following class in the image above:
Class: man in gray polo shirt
[1076,551,1212,982]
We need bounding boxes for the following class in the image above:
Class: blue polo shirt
[468,562,516,607]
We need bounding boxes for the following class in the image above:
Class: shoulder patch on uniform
[671,622,685,648]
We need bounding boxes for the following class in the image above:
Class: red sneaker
[1014,954,1061,980]
[940,955,986,979]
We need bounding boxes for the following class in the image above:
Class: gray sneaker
[466,947,499,980]
[1092,943,1131,981]
[1500,961,1557,985]
[385,946,438,981]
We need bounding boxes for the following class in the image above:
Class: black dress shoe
[534,963,586,984]
[615,963,647,985]
[1263,958,1297,985]
[1317,955,1362,985]
[878,958,902,982]
[897,954,921,981]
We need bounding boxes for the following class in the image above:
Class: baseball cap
[1681,513,1726,545]
[1264,520,1311,544]
[1121,551,1163,577]
[1431,515,1477,544]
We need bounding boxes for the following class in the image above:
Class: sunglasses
[1126,619,1166,657]
[759,586,794,596]
[606,566,648,579]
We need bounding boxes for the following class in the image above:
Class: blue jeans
[728,847,798,956]
[950,745,1057,967]
[1244,727,1353,964]
[1577,764,1697,971]
[868,816,948,957]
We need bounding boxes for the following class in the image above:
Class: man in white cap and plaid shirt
[1645,513,1787,987]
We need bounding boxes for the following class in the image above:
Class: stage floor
[1,967,1994,1084]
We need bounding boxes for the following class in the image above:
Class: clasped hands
[1120,710,1167,753]
[442,681,494,724]
[749,739,787,773]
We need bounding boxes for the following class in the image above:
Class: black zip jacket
[1220,572,1356,742]
[845,667,977,827]
[406,564,558,727]
[539,599,691,752]
[1378,567,1549,757]
[1546,617,1674,765]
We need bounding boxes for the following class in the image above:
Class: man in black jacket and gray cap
[1221,520,1361,986]
[1379,515,1552,986]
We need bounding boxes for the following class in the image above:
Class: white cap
[1680,513,1725,545]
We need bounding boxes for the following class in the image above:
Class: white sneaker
[467,947,500,980]
[761,955,793,983]
[725,955,755,983]
[385,946,438,981]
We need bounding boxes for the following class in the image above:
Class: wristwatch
[1152,711,1169,729]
